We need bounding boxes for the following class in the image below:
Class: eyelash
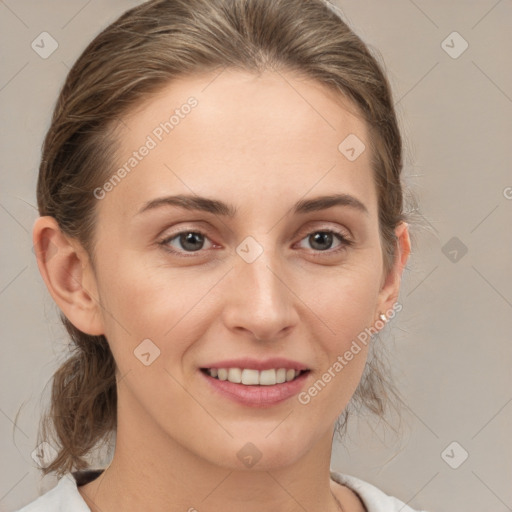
[158,227,353,258]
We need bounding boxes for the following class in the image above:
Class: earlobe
[33,216,104,336]
[376,221,411,317]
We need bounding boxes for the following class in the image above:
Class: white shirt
[15,469,429,511]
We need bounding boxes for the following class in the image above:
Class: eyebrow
[137,193,369,217]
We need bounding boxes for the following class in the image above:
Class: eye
[159,230,214,255]
[158,227,352,258]
[296,229,352,254]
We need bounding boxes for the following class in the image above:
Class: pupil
[310,232,332,251]
[181,232,204,251]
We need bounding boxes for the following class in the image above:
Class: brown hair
[34,0,414,477]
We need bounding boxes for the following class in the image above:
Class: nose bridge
[223,236,297,339]
[244,250,282,303]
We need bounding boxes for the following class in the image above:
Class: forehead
[100,69,377,219]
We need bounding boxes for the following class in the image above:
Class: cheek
[94,254,216,371]
[291,265,380,414]
[97,249,182,329]
[305,262,382,344]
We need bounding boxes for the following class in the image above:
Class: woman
[17,0,426,510]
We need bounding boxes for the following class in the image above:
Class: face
[86,69,400,470]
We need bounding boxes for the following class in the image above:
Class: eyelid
[157,226,215,255]
[295,222,352,243]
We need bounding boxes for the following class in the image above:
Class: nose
[220,246,299,343]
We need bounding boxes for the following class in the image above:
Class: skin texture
[34,69,410,512]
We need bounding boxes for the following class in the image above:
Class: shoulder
[13,471,100,512]
[330,470,430,512]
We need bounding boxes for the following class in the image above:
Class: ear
[33,216,105,336]
[375,221,411,320]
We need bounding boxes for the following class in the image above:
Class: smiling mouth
[200,368,309,386]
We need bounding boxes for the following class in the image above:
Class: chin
[200,426,320,471]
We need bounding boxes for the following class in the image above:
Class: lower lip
[199,369,310,407]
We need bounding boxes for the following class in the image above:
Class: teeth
[228,368,242,383]
[206,367,304,385]
[276,368,286,384]
[259,369,276,386]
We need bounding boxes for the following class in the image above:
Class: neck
[78,392,346,512]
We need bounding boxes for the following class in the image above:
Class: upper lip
[200,358,310,371]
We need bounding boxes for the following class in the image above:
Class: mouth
[200,367,310,386]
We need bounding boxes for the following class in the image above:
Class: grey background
[1,1,511,511]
